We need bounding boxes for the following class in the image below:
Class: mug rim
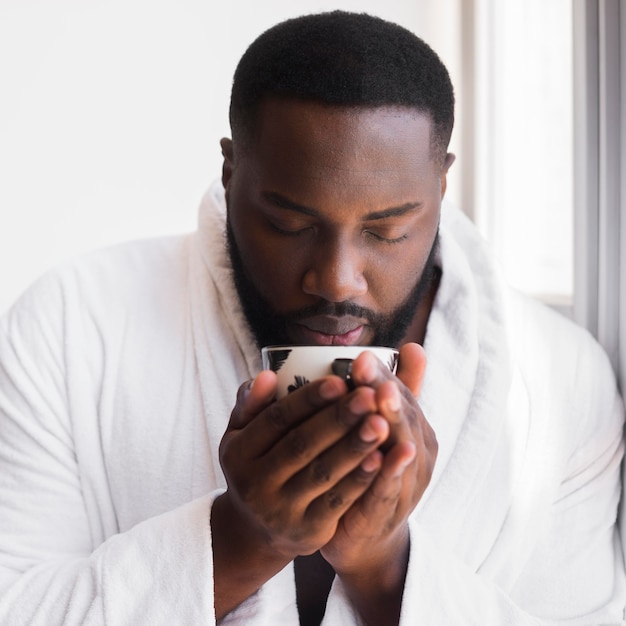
[261,344,399,351]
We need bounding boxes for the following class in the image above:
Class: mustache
[286,300,381,323]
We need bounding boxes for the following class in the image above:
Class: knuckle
[237,480,258,506]
[267,402,289,431]
[310,458,331,485]
[326,489,345,510]
[284,428,308,459]
[370,487,396,507]
[219,434,236,466]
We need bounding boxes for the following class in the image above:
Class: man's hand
[321,343,438,626]
[212,367,391,618]
[212,342,436,623]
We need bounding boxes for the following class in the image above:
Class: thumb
[229,370,278,429]
[396,342,427,398]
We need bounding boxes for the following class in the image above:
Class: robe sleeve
[0,272,222,625]
[0,349,221,626]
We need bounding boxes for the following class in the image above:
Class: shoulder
[505,288,609,378]
[11,234,190,306]
[505,288,622,439]
[64,234,193,301]
[1,234,194,349]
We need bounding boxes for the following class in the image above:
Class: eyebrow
[262,191,422,221]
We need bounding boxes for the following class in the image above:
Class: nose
[301,235,368,302]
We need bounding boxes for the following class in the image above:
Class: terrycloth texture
[0,180,623,624]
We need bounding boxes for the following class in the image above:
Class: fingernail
[242,379,254,399]
[348,391,371,415]
[361,451,381,473]
[359,353,377,384]
[359,420,379,442]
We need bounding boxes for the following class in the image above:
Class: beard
[226,217,440,349]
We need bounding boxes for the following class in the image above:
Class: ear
[440,152,456,197]
[220,137,235,192]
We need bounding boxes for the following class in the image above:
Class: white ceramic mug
[261,345,399,398]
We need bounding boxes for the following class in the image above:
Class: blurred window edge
[447,0,624,389]
[571,0,625,390]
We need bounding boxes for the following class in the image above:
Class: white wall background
[0,0,464,314]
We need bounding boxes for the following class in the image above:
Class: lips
[294,315,367,345]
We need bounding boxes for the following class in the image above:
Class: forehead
[241,99,439,198]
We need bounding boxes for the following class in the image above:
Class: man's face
[222,99,451,348]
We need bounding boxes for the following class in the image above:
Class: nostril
[301,251,368,302]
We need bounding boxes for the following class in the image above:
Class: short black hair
[229,11,455,164]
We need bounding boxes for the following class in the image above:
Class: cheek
[237,228,306,302]
[365,232,435,306]
[365,253,420,307]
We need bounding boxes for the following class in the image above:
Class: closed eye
[364,230,409,244]
[269,220,314,236]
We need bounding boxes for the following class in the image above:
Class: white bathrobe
[0,181,623,625]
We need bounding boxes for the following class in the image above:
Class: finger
[265,386,378,481]
[375,380,403,425]
[383,440,418,479]
[366,430,437,518]
[348,441,417,528]
[304,447,384,525]
[241,375,348,457]
[373,379,409,450]
[282,411,389,498]
[228,370,278,429]
[349,346,426,399]
[349,350,395,388]
[395,343,427,398]
[350,350,422,440]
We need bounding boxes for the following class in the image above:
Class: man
[0,11,623,625]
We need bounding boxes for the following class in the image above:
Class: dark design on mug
[331,353,398,390]
[332,358,355,390]
[288,375,309,394]
[266,349,292,372]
